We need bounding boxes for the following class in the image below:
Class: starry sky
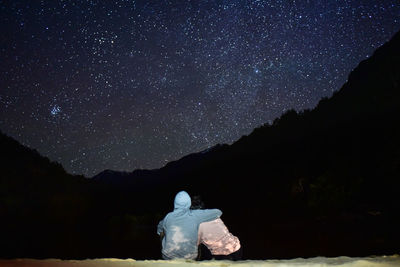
[1,1,399,177]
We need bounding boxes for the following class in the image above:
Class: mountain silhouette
[1,30,400,259]
[92,29,400,215]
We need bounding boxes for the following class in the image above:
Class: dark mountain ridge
[1,30,400,259]
[89,29,400,258]
[93,30,400,209]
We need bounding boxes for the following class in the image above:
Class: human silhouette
[191,196,242,261]
[157,191,222,260]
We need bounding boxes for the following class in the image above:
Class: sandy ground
[0,255,399,267]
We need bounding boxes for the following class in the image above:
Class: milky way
[1,1,399,176]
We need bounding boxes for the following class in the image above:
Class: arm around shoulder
[194,208,222,223]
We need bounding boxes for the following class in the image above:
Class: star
[50,105,61,116]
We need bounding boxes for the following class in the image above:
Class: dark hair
[190,195,205,209]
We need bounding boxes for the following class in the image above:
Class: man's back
[157,191,222,260]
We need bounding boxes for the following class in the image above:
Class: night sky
[1,1,399,177]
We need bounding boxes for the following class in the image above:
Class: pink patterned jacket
[198,218,241,255]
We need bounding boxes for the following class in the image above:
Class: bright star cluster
[0,1,399,176]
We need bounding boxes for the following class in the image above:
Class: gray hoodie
[157,191,222,260]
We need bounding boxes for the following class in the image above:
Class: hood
[174,191,191,210]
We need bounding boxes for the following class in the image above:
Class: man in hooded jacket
[157,191,222,260]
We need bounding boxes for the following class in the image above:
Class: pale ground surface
[0,255,399,267]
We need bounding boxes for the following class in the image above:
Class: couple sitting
[157,191,241,260]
